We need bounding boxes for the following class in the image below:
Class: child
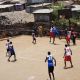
[45,51,56,80]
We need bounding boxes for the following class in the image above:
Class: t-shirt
[65,47,72,56]
[32,32,35,39]
[50,27,53,32]
[47,55,54,67]
[8,44,15,53]
[52,27,58,35]
[6,42,10,49]
[67,31,71,38]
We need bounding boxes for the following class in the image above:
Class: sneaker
[14,59,17,61]
[49,41,51,42]
[71,65,73,68]
[64,66,66,69]
[8,59,10,62]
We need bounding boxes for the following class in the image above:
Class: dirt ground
[0,35,80,80]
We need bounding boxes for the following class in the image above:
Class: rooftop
[0,10,34,24]
[0,0,25,4]
[33,9,53,14]
[71,4,80,11]
[0,4,13,8]
[0,1,6,4]
[11,0,25,3]
[27,3,51,8]
[58,0,73,6]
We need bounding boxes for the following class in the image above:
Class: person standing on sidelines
[45,51,56,80]
[8,42,16,62]
[32,30,36,44]
[63,44,73,69]
[6,39,10,56]
[71,32,76,45]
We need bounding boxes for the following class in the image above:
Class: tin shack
[33,9,53,29]
[33,9,53,36]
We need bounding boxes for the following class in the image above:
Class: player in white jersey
[63,44,73,69]
[6,39,10,56]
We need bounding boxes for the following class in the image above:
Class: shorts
[50,32,55,38]
[7,48,9,52]
[33,37,36,40]
[48,66,54,73]
[64,56,71,61]
[66,36,70,42]
[9,50,15,56]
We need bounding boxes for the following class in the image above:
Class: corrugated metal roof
[27,3,51,8]
[71,5,80,11]
[0,4,13,8]
[0,0,25,4]
[33,9,53,14]
[11,0,25,3]
[0,1,6,4]
[58,1,73,6]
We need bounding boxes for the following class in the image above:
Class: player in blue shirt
[45,51,56,80]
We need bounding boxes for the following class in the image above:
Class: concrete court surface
[0,35,80,80]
